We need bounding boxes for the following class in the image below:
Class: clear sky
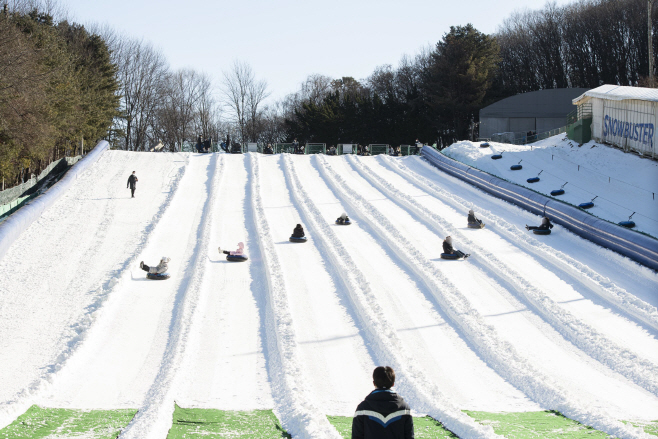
[61,0,574,104]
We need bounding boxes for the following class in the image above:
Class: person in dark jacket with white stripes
[352,366,414,439]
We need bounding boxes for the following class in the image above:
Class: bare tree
[110,38,169,150]
[156,69,210,150]
[222,60,269,143]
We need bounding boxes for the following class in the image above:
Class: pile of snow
[442,135,658,238]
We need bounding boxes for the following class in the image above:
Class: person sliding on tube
[526,216,553,231]
[140,257,170,274]
[219,242,244,256]
[336,212,350,225]
[292,224,305,238]
[443,236,469,259]
[467,209,483,226]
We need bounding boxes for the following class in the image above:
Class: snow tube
[335,219,352,225]
[440,253,462,260]
[491,154,503,160]
[468,222,485,229]
[147,273,170,280]
[226,254,249,262]
[480,142,490,148]
[289,236,307,243]
[510,164,522,170]
[527,177,540,183]
[618,220,636,228]
[551,189,565,196]
[532,229,551,235]
[579,202,594,209]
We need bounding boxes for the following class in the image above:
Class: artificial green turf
[0,405,137,439]
[166,405,291,438]
[465,410,609,438]
[327,415,457,438]
[3,406,655,438]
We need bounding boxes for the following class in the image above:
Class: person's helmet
[162,257,170,263]
[445,236,452,244]
[542,217,549,225]
[469,209,474,215]
[341,212,347,219]
[237,242,244,249]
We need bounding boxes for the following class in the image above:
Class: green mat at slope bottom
[466,410,611,438]
[0,405,137,439]
[327,415,458,438]
[166,405,291,438]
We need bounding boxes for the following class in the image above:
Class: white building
[573,85,658,159]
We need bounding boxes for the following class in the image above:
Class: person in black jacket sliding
[352,366,414,439]
[442,236,469,259]
[127,171,138,198]
[526,216,553,231]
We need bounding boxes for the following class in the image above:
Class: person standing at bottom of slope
[127,171,138,198]
[352,366,413,439]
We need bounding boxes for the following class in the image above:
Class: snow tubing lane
[289,236,307,243]
[147,273,170,280]
[420,146,658,271]
[468,223,485,229]
[226,254,249,262]
[440,253,462,260]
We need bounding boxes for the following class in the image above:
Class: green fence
[275,143,294,154]
[369,144,389,156]
[337,144,356,155]
[306,143,326,154]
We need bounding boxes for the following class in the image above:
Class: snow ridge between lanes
[0,154,189,430]
[247,154,341,439]
[315,155,649,439]
[281,155,498,439]
[347,155,658,397]
[380,155,658,333]
[120,154,222,439]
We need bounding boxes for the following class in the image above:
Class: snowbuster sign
[602,115,654,150]
[572,85,657,159]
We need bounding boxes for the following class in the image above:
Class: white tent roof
[573,84,658,104]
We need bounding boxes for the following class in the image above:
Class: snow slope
[442,135,658,238]
[0,150,656,438]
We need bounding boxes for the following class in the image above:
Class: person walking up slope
[352,366,414,439]
[127,171,138,198]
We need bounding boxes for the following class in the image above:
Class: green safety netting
[0,405,137,439]
[166,405,290,438]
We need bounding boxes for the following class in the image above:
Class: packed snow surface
[0,151,656,438]
[442,135,658,238]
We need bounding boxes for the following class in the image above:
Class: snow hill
[0,150,656,438]
[442,134,658,239]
